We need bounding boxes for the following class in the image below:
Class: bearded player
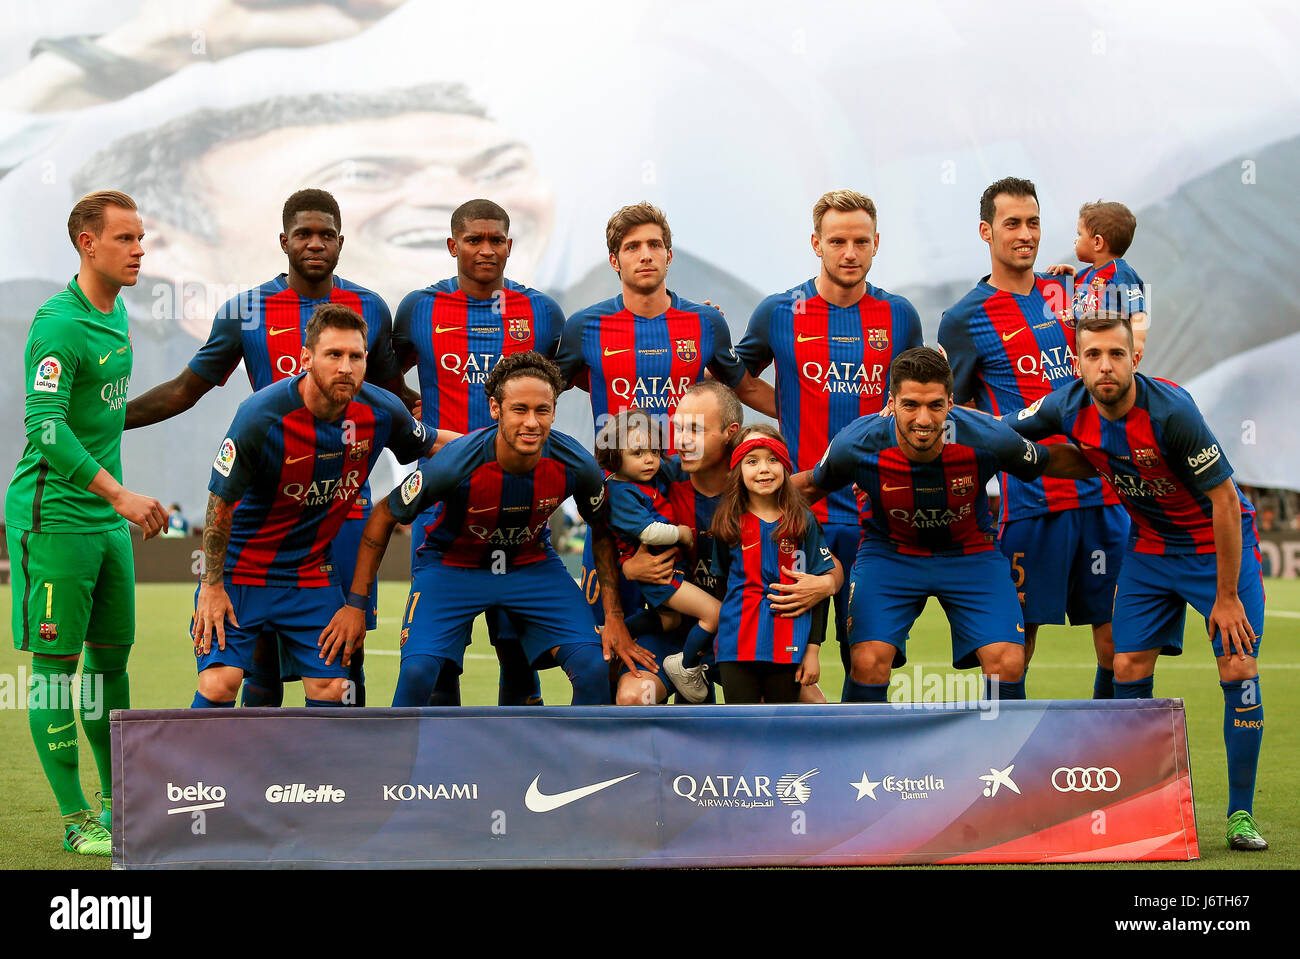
[127,188,413,708]
[1005,312,1267,851]
[7,190,168,855]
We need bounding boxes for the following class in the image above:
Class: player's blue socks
[428,669,462,707]
[392,654,453,707]
[681,624,715,668]
[240,682,282,708]
[1093,667,1115,700]
[498,664,544,706]
[843,679,889,703]
[1113,676,1154,699]
[304,697,344,707]
[1221,677,1263,816]
[243,632,284,707]
[554,642,612,705]
[191,692,234,708]
[983,677,1025,701]
[346,649,366,707]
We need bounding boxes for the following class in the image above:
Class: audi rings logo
[1051,767,1121,792]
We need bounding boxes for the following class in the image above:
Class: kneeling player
[320,352,656,705]
[190,305,446,706]
[1006,312,1267,850]
[793,348,1086,701]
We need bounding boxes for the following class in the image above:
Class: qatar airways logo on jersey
[283,471,362,507]
[610,375,692,409]
[467,519,548,545]
[100,376,130,410]
[1101,470,1178,499]
[889,504,973,528]
[440,351,500,385]
[1014,344,1077,385]
[800,360,886,396]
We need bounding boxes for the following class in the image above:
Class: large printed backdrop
[2,0,1297,519]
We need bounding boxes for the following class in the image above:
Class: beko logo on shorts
[264,783,346,803]
[166,781,227,814]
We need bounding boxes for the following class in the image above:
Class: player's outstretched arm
[124,367,216,429]
[86,468,169,538]
[591,524,658,676]
[319,499,400,667]
[790,470,828,504]
[193,494,239,655]
[1042,443,1097,479]
[1206,479,1256,660]
[733,371,777,418]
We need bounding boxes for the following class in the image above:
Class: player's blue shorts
[194,583,349,679]
[632,567,687,610]
[999,504,1128,626]
[846,542,1025,669]
[401,555,601,669]
[1112,547,1266,658]
[823,522,862,644]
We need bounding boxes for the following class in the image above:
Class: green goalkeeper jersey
[5,276,133,532]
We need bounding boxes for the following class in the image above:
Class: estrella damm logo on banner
[507,317,530,342]
[674,338,698,363]
[950,474,974,497]
[1134,447,1159,469]
[867,328,889,351]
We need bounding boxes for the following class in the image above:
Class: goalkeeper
[6,191,168,857]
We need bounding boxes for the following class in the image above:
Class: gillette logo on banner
[264,784,346,803]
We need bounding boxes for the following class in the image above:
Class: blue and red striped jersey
[812,407,1050,556]
[389,426,607,569]
[737,278,922,527]
[606,475,677,563]
[938,273,1119,522]
[208,377,430,587]
[555,292,746,448]
[1004,375,1256,555]
[188,274,401,521]
[1074,258,1147,318]
[658,455,725,597]
[392,276,564,434]
[714,510,835,664]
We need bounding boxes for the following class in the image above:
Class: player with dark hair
[1004,312,1268,851]
[125,187,414,708]
[736,188,922,696]
[8,190,168,854]
[320,351,653,705]
[392,198,566,706]
[793,348,1090,702]
[938,177,1129,699]
[190,304,448,708]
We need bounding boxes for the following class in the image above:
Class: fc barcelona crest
[507,317,531,342]
[675,338,699,362]
[950,474,974,496]
[867,328,889,351]
[779,538,796,554]
[1134,447,1159,468]
[349,438,372,462]
[537,496,560,514]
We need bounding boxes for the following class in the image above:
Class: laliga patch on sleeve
[214,438,237,477]
[400,470,423,505]
[33,356,61,393]
[1017,397,1043,420]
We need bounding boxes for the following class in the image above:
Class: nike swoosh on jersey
[285,454,313,465]
[796,334,823,343]
[603,348,630,356]
[1001,329,1025,341]
[98,353,112,364]
[47,721,76,734]
[881,483,908,492]
[524,772,638,812]
[434,325,462,334]
[269,327,296,336]
[466,506,496,514]
[1235,704,1262,713]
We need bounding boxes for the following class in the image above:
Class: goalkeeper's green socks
[28,656,89,817]
[81,645,130,818]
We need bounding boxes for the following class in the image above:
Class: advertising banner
[112,700,1197,868]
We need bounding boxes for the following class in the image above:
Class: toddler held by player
[597,409,721,702]
[705,425,842,704]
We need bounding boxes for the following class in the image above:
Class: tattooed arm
[591,523,658,676]
[318,498,401,667]
[192,493,239,654]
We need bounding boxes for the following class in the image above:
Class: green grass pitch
[2,578,1295,870]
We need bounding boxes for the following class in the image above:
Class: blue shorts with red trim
[999,504,1128,626]
[1112,548,1265,658]
[846,542,1025,669]
[401,556,601,669]
[194,583,349,679]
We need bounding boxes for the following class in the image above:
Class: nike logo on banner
[881,483,907,492]
[285,454,312,465]
[796,334,823,343]
[434,325,461,334]
[47,721,76,734]
[1001,329,1025,341]
[269,327,295,336]
[524,772,638,812]
[98,353,112,364]
[603,348,630,357]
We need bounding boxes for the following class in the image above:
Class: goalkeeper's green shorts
[8,524,135,655]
